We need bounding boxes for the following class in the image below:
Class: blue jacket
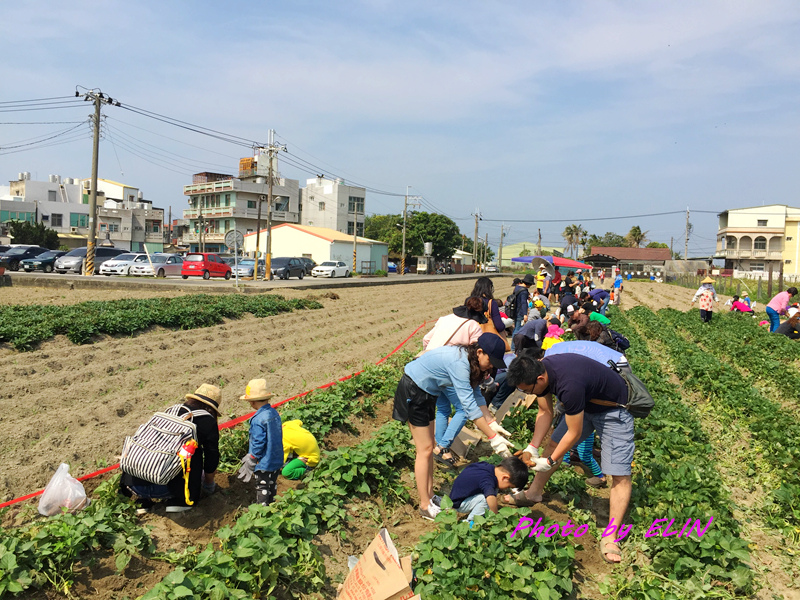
[248,404,284,472]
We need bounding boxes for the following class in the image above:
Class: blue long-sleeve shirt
[589,288,609,302]
[248,404,284,472]
[404,346,484,420]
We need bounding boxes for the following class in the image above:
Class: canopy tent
[510,255,593,271]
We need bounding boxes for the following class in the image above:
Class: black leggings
[255,470,279,506]
[700,310,713,323]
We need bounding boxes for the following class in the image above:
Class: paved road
[1,269,505,293]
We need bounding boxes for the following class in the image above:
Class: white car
[311,261,349,278]
[485,264,499,273]
[129,254,184,278]
[99,253,150,276]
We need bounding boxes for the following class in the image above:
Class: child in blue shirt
[448,457,528,521]
[237,379,283,506]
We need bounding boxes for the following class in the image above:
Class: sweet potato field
[1,281,799,599]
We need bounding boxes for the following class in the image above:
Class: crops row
[0,356,409,599]
[626,306,800,539]
[0,294,323,350]
[603,307,754,598]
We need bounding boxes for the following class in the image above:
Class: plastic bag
[38,463,90,516]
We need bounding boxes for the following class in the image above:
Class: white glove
[488,420,512,437]
[237,454,257,483]
[523,444,540,460]
[489,434,511,457]
[531,457,553,472]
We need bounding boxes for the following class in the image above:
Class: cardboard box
[338,529,415,600]
[450,426,482,459]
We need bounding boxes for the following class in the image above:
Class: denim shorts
[550,407,634,476]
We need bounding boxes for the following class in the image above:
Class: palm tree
[626,225,649,248]
[562,224,586,258]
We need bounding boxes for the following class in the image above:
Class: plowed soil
[0,278,722,600]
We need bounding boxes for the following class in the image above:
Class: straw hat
[185,383,222,416]
[701,276,715,284]
[240,379,274,402]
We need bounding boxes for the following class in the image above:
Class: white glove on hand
[524,444,540,460]
[237,454,257,483]
[531,457,553,472]
[489,434,511,457]
[488,420,512,437]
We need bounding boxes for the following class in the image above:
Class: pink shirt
[730,301,753,313]
[422,314,483,350]
[767,291,792,315]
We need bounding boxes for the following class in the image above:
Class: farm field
[2,279,799,599]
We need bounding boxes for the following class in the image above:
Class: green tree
[7,220,60,249]
[625,225,648,248]
[582,231,629,255]
[646,241,669,249]
[519,248,532,257]
[406,212,462,261]
[562,224,586,258]
[364,214,403,254]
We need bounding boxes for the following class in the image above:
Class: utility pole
[352,199,358,275]
[670,236,673,257]
[537,228,542,256]
[400,187,421,276]
[483,233,488,271]
[254,188,264,278]
[498,224,505,271]
[472,211,481,272]
[685,208,690,261]
[262,130,286,280]
[167,206,171,247]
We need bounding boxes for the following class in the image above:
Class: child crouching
[237,379,283,505]
[448,457,528,522]
[282,420,320,480]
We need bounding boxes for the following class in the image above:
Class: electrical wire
[0,96,78,105]
[1,122,88,149]
[0,121,85,125]
[0,131,91,156]
[0,103,88,113]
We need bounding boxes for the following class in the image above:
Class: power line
[1,122,88,150]
[0,96,78,105]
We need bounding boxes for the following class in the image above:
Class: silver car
[233,259,265,278]
[54,247,126,274]
[129,254,184,278]
[99,253,150,276]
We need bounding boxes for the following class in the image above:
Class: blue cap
[477,333,507,369]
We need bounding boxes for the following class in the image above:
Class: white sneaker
[419,503,441,521]
[165,505,192,513]
[431,494,442,507]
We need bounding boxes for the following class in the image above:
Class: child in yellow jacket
[281,420,321,480]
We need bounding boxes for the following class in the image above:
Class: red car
[180,253,232,280]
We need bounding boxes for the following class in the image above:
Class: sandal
[502,490,540,507]
[433,446,457,468]
[599,540,623,564]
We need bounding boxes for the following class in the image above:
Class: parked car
[129,254,184,278]
[20,250,67,273]
[0,246,49,271]
[299,257,317,275]
[0,245,10,254]
[311,261,349,278]
[233,259,265,278]
[485,264,499,273]
[181,253,232,280]
[99,253,150,276]
[54,246,126,274]
[387,262,409,274]
[220,256,238,267]
[270,257,305,279]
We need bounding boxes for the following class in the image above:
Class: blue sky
[2,0,800,256]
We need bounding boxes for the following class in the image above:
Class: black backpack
[505,288,523,320]
[608,328,630,352]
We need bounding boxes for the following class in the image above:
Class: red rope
[0,321,426,509]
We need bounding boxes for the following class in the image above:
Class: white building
[2,172,164,251]
[300,176,365,236]
[243,223,388,274]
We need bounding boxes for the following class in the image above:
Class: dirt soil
[0,279,707,599]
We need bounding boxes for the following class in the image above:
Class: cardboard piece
[494,389,526,422]
[450,426,482,459]
[338,528,415,600]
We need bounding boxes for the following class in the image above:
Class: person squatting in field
[766,287,799,332]
[237,379,283,505]
[392,333,513,521]
[281,420,320,480]
[119,383,221,514]
[420,296,512,469]
[504,352,634,564]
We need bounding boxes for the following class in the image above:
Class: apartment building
[2,172,164,251]
[299,176,366,236]
[714,204,800,275]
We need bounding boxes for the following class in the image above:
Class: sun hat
[701,276,715,284]
[240,379,274,402]
[185,383,222,416]
[476,333,507,370]
[522,274,535,285]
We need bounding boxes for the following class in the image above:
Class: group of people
[691,276,800,338]
[393,275,634,564]
[119,380,321,513]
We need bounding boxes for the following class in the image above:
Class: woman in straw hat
[119,383,221,513]
[691,276,719,323]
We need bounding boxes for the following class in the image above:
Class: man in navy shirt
[448,457,528,521]
[505,353,634,564]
